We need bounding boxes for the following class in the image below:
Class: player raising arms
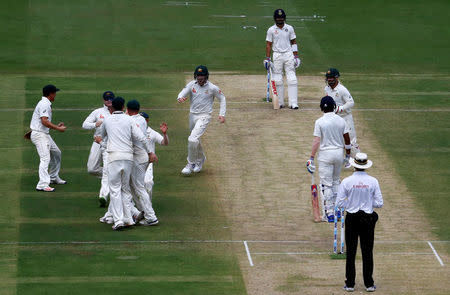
[177,65,226,175]
[324,68,360,160]
[264,8,301,109]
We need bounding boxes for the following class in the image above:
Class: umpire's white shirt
[82,105,111,136]
[177,80,226,116]
[336,171,383,213]
[30,97,52,133]
[266,23,296,53]
[313,112,349,150]
[99,111,150,163]
[325,82,354,116]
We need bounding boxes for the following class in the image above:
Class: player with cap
[126,100,159,226]
[140,111,169,198]
[324,68,360,160]
[177,65,226,175]
[82,91,115,206]
[264,8,301,109]
[306,96,351,222]
[29,85,67,192]
[336,153,383,292]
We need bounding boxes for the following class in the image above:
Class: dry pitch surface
[195,74,449,294]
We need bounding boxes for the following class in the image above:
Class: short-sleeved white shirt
[266,23,296,53]
[313,112,349,150]
[82,105,111,137]
[324,83,354,116]
[177,80,226,116]
[147,127,164,153]
[30,97,52,133]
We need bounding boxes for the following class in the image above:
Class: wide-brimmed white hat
[349,153,373,169]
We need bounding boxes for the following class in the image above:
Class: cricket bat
[311,173,321,222]
[269,69,280,110]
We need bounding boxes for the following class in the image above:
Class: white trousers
[107,160,134,226]
[30,131,61,189]
[318,149,344,214]
[131,162,157,221]
[144,163,154,199]
[187,113,210,165]
[87,142,103,175]
[342,114,360,156]
[99,147,109,199]
[272,51,298,107]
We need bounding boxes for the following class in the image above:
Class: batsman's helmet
[325,68,340,78]
[194,65,209,79]
[320,95,336,112]
[273,9,286,20]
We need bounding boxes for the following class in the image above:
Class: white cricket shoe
[181,163,195,175]
[343,285,355,292]
[36,186,55,192]
[366,286,376,292]
[51,177,67,185]
[139,218,159,226]
[193,157,206,173]
[99,216,114,224]
[133,211,144,223]
[112,221,125,231]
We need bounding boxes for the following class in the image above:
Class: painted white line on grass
[253,252,434,256]
[211,14,246,18]
[243,241,254,266]
[192,26,225,29]
[427,241,444,266]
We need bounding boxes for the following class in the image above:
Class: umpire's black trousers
[345,210,378,288]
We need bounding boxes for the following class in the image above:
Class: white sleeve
[213,86,226,116]
[339,88,354,111]
[265,28,273,42]
[38,103,50,119]
[335,181,348,209]
[373,179,383,208]
[131,121,151,153]
[289,26,296,40]
[177,81,193,100]
[313,120,321,137]
[154,132,165,145]
[98,120,106,138]
[82,110,97,130]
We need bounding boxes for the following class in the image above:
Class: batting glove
[306,157,315,174]
[335,106,343,114]
[343,154,351,168]
[294,55,301,68]
[263,57,271,70]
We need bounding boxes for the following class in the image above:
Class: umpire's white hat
[350,153,373,169]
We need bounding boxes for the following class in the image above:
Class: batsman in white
[139,112,169,198]
[177,65,226,175]
[29,84,66,192]
[82,91,115,207]
[264,8,301,109]
[97,97,157,230]
[126,100,159,226]
[306,96,351,222]
[324,68,360,160]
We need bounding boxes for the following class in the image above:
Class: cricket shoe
[193,157,206,173]
[181,163,195,175]
[112,221,125,231]
[99,216,113,224]
[343,285,355,292]
[133,211,145,223]
[98,196,107,208]
[289,105,299,109]
[50,177,66,185]
[139,218,159,226]
[366,286,376,292]
[36,186,55,192]
[344,162,352,169]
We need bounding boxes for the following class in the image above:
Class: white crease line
[192,26,225,29]
[211,15,246,18]
[244,241,254,266]
[427,241,444,266]
[252,252,435,256]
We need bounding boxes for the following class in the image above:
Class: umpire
[336,153,383,292]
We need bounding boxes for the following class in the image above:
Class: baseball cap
[103,91,115,100]
[42,84,60,96]
[126,99,140,111]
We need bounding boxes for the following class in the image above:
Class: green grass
[0,0,449,293]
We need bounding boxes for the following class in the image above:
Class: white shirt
[98,111,150,163]
[313,112,349,150]
[336,171,383,213]
[130,114,150,164]
[177,80,226,116]
[324,82,354,116]
[147,126,164,153]
[266,23,296,53]
[30,97,52,133]
[82,105,111,137]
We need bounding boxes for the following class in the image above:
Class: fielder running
[306,96,351,222]
[177,65,226,175]
[140,112,169,197]
[324,68,360,159]
[264,8,301,109]
[82,91,115,206]
[29,84,67,192]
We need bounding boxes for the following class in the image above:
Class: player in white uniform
[306,96,351,222]
[324,68,360,160]
[97,97,157,230]
[29,85,67,192]
[139,112,169,198]
[126,100,159,226]
[264,8,301,109]
[177,65,226,175]
[82,91,114,206]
